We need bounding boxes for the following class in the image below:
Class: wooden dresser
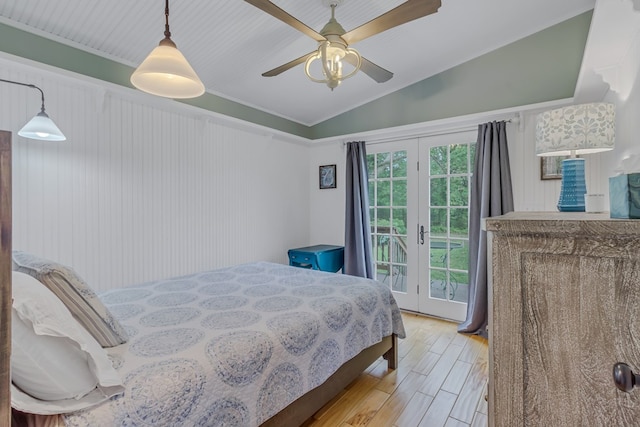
[485,212,640,426]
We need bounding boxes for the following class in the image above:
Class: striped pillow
[12,251,128,348]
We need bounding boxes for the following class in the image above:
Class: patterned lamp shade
[535,103,615,156]
[535,103,615,213]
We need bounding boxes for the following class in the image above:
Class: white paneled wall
[308,143,347,246]
[2,60,310,292]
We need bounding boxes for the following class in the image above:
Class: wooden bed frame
[262,334,398,427]
[0,129,399,426]
[1,131,12,427]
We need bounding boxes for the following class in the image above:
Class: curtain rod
[343,115,521,146]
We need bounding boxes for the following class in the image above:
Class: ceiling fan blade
[244,0,326,42]
[342,0,442,45]
[262,51,317,77]
[344,56,393,83]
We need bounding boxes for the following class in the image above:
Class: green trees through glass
[367,142,475,301]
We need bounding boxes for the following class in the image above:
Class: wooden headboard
[1,130,12,426]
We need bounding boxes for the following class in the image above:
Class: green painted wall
[0,10,592,139]
[309,10,593,139]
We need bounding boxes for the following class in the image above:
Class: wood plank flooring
[302,312,488,427]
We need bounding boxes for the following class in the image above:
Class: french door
[367,139,419,310]
[367,131,476,321]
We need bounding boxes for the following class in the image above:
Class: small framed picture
[540,156,568,180]
[319,164,337,189]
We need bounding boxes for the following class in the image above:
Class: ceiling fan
[245,0,442,90]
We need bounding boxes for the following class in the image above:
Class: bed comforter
[63,262,406,427]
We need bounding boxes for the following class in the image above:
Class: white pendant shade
[131,44,205,99]
[18,111,66,141]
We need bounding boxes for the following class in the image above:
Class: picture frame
[540,156,568,180]
[319,164,337,189]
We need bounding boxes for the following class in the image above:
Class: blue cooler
[287,244,344,272]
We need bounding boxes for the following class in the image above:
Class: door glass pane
[392,180,407,206]
[377,180,391,206]
[377,153,391,179]
[368,150,409,294]
[430,208,447,238]
[378,208,390,226]
[393,151,407,177]
[450,144,468,174]
[427,141,474,303]
[367,154,376,178]
[430,146,447,175]
[429,239,449,268]
[377,235,390,262]
[430,178,447,206]
[393,208,407,235]
[449,177,468,206]
[449,239,468,303]
[450,208,469,235]
[392,265,407,293]
[429,268,447,300]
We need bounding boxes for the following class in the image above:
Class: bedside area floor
[302,312,488,427]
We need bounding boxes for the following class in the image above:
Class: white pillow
[10,271,124,414]
[12,311,98,400]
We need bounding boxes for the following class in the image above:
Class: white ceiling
[0,0,595,126]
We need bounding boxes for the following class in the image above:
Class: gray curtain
[458,121,514,336]
[344,141,374,278]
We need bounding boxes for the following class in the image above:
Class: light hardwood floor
[302,312,488,427]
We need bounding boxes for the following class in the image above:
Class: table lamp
[535,103,615,212]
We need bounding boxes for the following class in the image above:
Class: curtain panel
[458,121,514,336]
[344,141,374,279]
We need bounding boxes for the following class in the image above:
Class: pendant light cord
[164,0,171,39]
[0,78,46,113]
[158,0,176,47]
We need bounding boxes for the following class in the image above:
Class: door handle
[613,363,640,392]
[419,225,425,245]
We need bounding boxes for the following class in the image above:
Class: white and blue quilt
[63,262,406,427]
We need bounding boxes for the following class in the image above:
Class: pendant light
[0,78,66,141]
[131,0,205,99]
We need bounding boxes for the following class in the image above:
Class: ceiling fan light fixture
[131,0,205,99]
[246,0,439,86]
[304,41,361,90]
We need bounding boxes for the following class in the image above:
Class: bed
[9,256,405,427]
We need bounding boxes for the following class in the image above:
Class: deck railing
[372,226,407,290]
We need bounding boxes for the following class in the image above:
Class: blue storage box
[609,173,640,218]
[288,244,344,272]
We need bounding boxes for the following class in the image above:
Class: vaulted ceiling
[0,0,595,126]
